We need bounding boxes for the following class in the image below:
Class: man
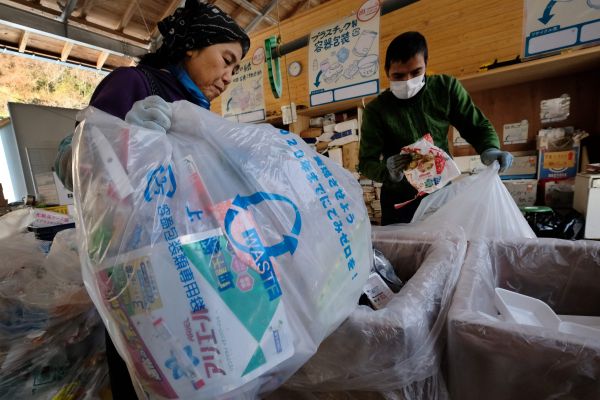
[359,31,513,225]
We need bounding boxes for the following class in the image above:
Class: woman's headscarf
[157,0,250,61]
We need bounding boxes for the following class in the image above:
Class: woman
[55,1,249,397]
[55,0,250,191]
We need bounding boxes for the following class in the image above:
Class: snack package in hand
[401,134,460,194]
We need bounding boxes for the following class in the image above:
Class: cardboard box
[503,179,537,207]
[327,147,343,166]
[538,146,580,180]
[542,178,575,208]
[316,141,329,152]
[453,155,486,175]
[454,153,537,179]
[342,142,359,172]
[289,115,310,134]
[500,154,538,180]
[300,127,322,138]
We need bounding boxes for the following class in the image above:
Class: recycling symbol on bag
[144,164,177,202]
[224,192,302,258]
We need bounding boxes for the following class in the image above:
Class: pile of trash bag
[0,219,108,399]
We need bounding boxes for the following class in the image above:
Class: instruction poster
[308,0,380,106]
[222,47,266,123]
[524,0,600,57]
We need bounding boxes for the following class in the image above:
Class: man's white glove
[125,95,172,134]
[480,148,514,173]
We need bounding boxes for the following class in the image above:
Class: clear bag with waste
[72,101,371,399]
[0,225,109,399]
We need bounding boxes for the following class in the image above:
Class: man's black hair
[385,31,428,73]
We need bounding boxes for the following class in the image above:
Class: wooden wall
[212,0,524,115]
[453,70,600,156]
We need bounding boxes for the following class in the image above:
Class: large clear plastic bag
[72,101,371,399]
[0,226,109,399]
[269,226,466,400]
[411,164,535,239]
[448,238,600,400]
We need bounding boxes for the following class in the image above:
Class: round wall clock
[287,61,302,77]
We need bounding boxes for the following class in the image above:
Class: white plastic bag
[0,209,33,240]
[72,101,371,399]
[411,163,535,239]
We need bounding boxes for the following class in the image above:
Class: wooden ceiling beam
[118,1,137,31]
[285,0,310,20]
[66,15,150,46]
[229,5,246,19]
[80,0,95,18]
[150,0,185,37]
[230,0,277,24]
[0,2,148,57]
[18,30,29,52]
[96,50,109,69]
[3,0,61,18]
[59,0,79,23]
[245,0,278,33]
[60,41,74,61]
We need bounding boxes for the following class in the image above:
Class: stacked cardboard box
[360,179,382,224]
[502,179,537,207]
[537,128,587,209]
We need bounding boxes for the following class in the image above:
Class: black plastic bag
[523,207,585,240]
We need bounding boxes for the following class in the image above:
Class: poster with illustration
[308,0,380,106]
[222,47,266,123]
[524,0,600,57]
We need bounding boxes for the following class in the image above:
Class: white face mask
[390,74,426,99]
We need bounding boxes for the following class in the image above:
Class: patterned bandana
[157,0,250,61]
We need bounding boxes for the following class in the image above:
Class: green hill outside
[0,53,106,118]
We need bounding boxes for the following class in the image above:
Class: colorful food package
[401,134,461,194]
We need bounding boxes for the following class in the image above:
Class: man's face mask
[390,74,425,100]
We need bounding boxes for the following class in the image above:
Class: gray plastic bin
[448,238,600,400]
[270,227,467,400]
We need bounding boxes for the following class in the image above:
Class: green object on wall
[265,35,282,99]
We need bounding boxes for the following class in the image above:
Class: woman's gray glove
[125,95,172,134]
[386,153,412,182]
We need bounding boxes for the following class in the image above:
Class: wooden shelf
[459,45,600,92]
[292,46,600,117]
[264,115,283,125]
[297,95,376,117]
